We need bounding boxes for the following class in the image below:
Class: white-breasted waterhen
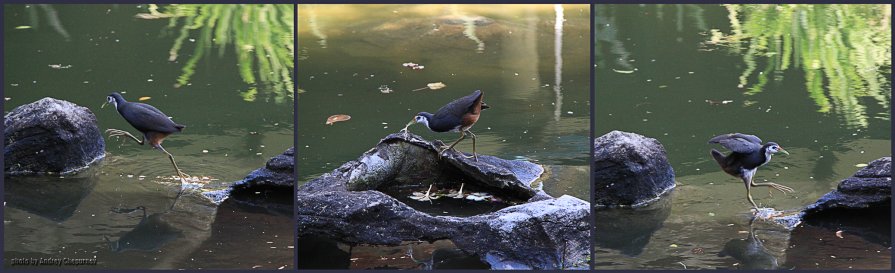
[402,90,489,161]
[103,92,189,203]
[709,133,794,209]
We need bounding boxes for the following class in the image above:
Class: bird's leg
[464,130,478,161]
[438,131,466,157]
[155,144,189,210]
[105,129,144,145]
[743,176,759,210]
[156,145,190,179]
[750,181,794,196]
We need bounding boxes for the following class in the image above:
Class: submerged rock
[205,147,294,213]
[593,131,675,207]
[4,98,105,175]
[297,133,589,269]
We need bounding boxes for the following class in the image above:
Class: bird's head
[412,112,433,129]
[764,142,789,155]
[102,92,125,109]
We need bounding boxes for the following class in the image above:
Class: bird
[102,92,189,189]
[708,133,794,209]
[402,90,489,161]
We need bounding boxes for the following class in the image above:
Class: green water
[297,4,590,269]
[595,4,891,269]
[3,4,293,269]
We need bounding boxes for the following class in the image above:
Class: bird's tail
[174,124,185,132]
[710,149,726,167]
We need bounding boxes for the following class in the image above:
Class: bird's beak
[101,101,107,109]
[780,148,790,155]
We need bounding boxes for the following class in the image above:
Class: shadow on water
[594,194,672,257]
[4,171,97,222]
[104,206,182,253]
[595,4,890,269]
[3,4,293,269]
[297,236,489,270]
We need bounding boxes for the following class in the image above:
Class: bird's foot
[177,171,191,181]
[437,145,457,158]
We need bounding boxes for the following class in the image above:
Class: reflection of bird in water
[709,133,794,209]
[402,90,489,161]
[717,219,779,269]
[103,92,189,207]
[103,206,182,252]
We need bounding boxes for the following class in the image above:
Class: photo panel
[3,4,295,269]
[296,4,591,270]
[593,3,891,270]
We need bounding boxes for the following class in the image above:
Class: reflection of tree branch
[37,4,71,41]
[594,6,634,70]
[716,4,890,128]
[144,4,294,103]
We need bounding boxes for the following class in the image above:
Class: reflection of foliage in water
[144,4,294,103]
[711,4,891,128]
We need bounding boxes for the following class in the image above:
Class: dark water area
[3,4,293,269]
[594,4,891,269]
[297,4,590,269]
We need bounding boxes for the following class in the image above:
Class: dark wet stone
[593,131,675,207]
[803,157,891,219]
[4,98,105,175]
[792,157,892,248]
[215,147,294,211]
[297,133,589,269]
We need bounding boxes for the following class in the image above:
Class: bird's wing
[433,90,483,121]
[708,133,763,153]
[119,103,180,133]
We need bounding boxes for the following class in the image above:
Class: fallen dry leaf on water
[326,114,351,125]
[138,96,151,101]
[412,82,447,92]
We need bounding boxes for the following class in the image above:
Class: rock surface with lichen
[593,131,675,207]
[297,133,589,269]
[4,98,105,175]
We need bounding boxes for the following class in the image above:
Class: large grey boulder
[4,98,105,175]
[297,133,589,269]
[593,131,675,207]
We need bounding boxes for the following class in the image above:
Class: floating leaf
[855,163,868,167]
[412,82,447,92]
[612,69,635,74]
[325,114,351,125]
[15,26,32,30]
[138,96,152,101]
[465,192,492,201]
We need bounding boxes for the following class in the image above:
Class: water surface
[595,4,891,270]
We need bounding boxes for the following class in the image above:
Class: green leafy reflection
[141,4,295,103]
[711,4,891,128]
